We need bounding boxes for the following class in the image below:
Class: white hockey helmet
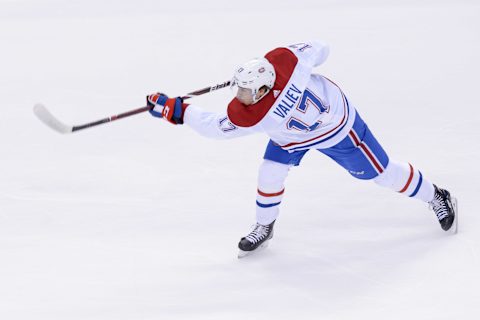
[231,57,276,104]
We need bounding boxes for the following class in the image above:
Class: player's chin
[238,98,253,106]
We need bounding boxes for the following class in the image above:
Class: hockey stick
[33,80,231,134]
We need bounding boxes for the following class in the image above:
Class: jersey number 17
[286,89,329,132]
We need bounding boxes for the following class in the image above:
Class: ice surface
[1,1,479,319]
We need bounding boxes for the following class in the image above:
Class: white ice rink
[1,0,479,319]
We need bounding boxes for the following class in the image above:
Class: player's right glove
[147,93,189,125]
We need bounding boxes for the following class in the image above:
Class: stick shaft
[72,106,150,132]
[70,80,231,132]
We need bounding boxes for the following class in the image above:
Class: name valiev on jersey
[184,41,356,152]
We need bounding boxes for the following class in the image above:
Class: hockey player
[146,41,458,258]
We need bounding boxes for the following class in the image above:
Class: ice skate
[429,185,458,234]
[238,221,275,258]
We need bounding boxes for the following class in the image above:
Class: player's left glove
[146,93,189,125]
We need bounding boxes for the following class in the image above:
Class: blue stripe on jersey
[409,171,423,197]
[256,201,281,208]
[288,117,350,152]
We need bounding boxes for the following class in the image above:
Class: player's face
[236,87,255,105]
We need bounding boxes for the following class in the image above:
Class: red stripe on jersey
[258,188,285,197]
[399,163,414,193]
[227,48,298,128]
[280,92,348,149]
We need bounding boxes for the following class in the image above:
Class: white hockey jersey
[183,41,356,152]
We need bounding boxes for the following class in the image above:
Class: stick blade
[33,104,73,134]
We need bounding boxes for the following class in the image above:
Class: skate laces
[429,190,449,221]
[245,224,269,244]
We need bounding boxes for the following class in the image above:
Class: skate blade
[237,240,270,259]
[448,197,459,235]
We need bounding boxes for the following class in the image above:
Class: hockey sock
[374,160,435,202]
[256,160,291,225]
